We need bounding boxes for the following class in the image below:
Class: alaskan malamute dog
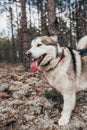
[26,35,87,126]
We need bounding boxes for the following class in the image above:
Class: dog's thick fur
[26,35,87,126]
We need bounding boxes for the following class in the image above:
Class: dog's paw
[58,117,69,126]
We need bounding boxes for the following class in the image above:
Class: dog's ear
[41,35,58,44]
[50,35,58,43]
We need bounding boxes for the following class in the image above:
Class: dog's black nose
[28,52,32,57]
[25,51,32,58]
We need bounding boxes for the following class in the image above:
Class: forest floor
[0,63,87,130]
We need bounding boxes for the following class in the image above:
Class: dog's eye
[37,44,42,47]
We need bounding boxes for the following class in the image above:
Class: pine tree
[20,0,29,69]
[47,0,57,35]
[9,6,16,62]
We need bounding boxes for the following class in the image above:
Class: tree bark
[47,0,57,35]
[40,0,45,34]
[68,0,72,47]
[9,7,16,62]
[20,0,29,70]
[75,0,80,41]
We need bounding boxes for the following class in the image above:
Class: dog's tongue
[30,59,38,72]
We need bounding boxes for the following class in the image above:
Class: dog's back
[77,36,87,49]
[77,36,87,90]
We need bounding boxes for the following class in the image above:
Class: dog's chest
[44,70,69,92]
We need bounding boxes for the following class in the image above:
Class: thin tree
[40,0,45,34]
[75,0,80,41]
[20,0,29,69]
[28,0,32,28]
[68,0,73,47]
[16,1,23,62]
[9,6,16,62]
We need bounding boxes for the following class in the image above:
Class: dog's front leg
[58,93,76,126]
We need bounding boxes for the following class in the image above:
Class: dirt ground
[0,63,87,130]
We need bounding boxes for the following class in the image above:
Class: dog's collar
[44,49,65,72]
[55,44,65,63]
[45,52,65,72]
[58,48,65,63]
[58,53,65,63]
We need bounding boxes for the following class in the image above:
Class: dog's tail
[77,36,87,49]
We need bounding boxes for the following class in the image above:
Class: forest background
[0,0,87,66]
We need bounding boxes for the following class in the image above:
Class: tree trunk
[75,0,80,41]
[16,2,23,62]
[69,0,72,47]
[9,7,16,62]
[28,0,31,28]
[47,0,57,35]
[20,0,29,70]
[83,0,87,35]
[40,0,45,34]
